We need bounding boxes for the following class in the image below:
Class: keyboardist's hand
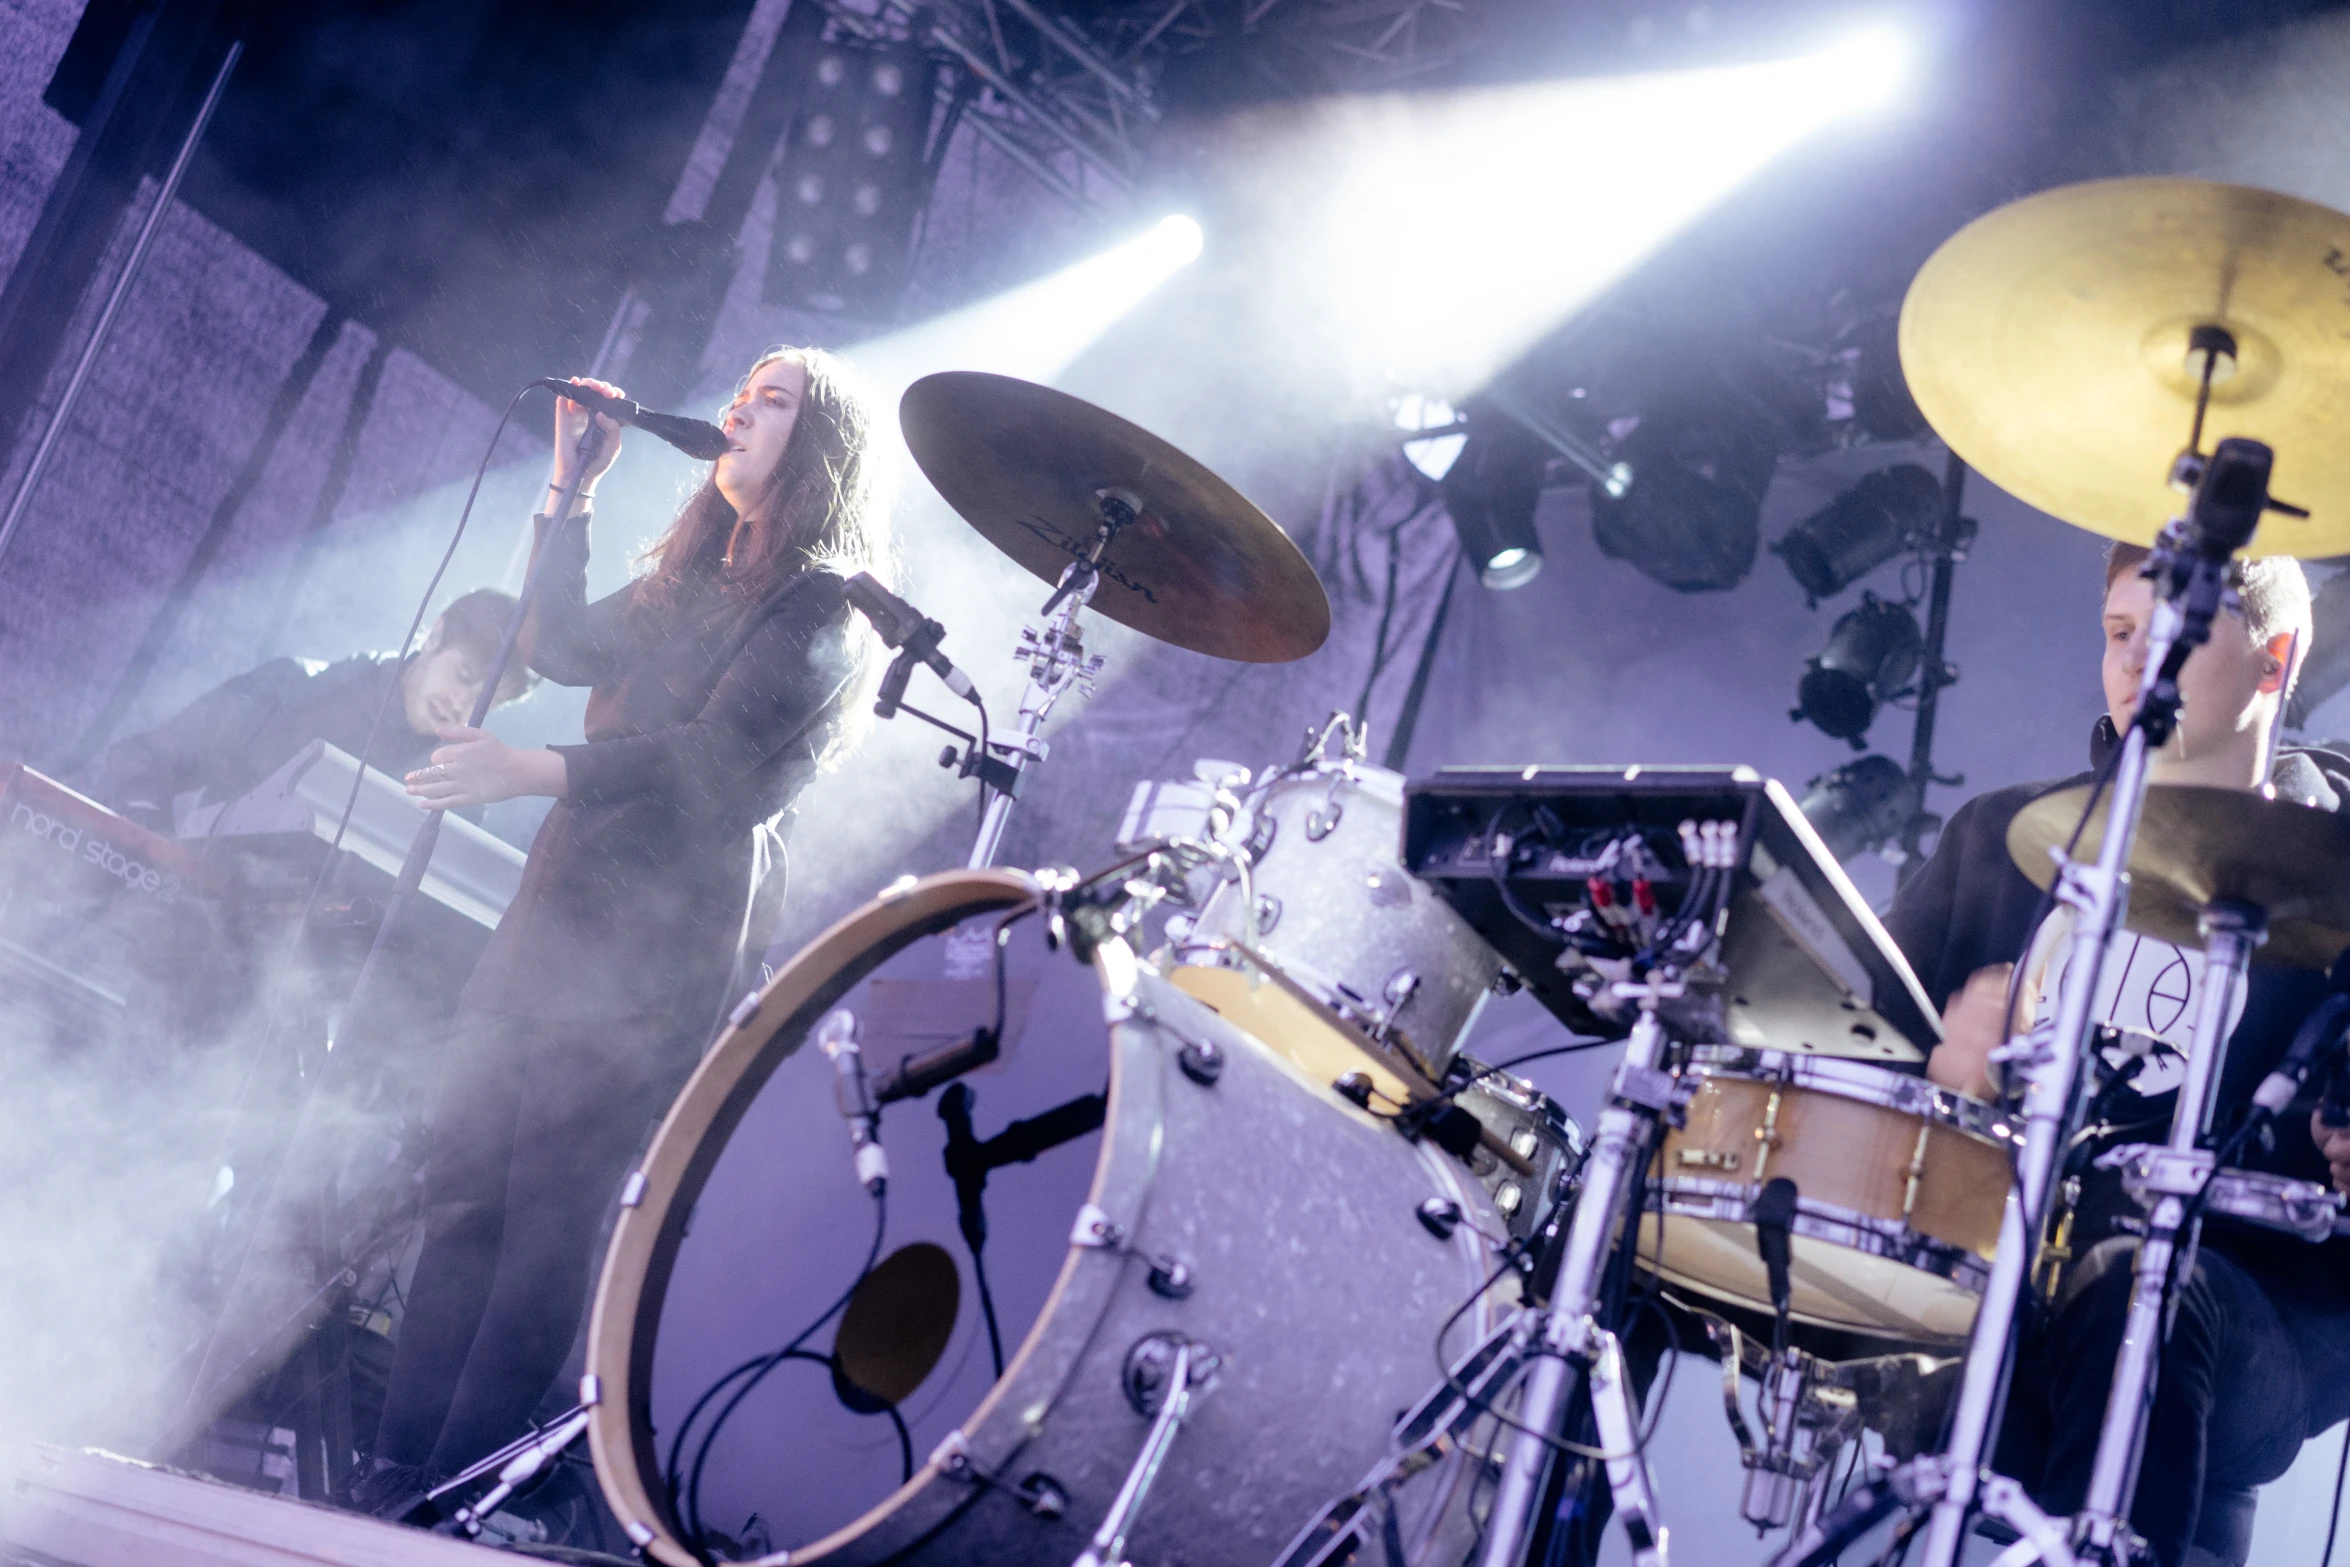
[407,726,567,809]
[2312,1110,2350,1198]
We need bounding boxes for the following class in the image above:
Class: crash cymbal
[1900,177,2350,557]
[899,372,1330,663]
[2007,783,2350,969]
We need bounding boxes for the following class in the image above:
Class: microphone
[2250,948,2350,1117]
[532,377,733,462]
[816,1009,887,1195]
[843,572,977,701]
[1752,1176,1799,1322]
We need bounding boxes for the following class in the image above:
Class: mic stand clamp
[968,494,1124,869]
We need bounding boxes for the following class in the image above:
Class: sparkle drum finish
[585,870,1508,1567]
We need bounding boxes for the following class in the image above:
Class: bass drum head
[588,870,1504,1566]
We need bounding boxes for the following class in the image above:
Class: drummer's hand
[2311,1109,2350,1196]
[548,376,624,498]
[1926,963,2013,1101]
[405,727,568,809]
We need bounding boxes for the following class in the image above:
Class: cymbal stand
[2066,901,2261,1561]
[1772,439,2283,1567]
[967,491,1124,868]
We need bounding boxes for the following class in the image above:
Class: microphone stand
[169,413,608,1442]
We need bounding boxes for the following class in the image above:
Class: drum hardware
[1071,1337,1218,1567]
[1404,767,1939,1062]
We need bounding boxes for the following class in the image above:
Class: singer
[353,349,888,1514]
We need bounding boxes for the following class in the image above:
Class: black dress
[372,511,855,1481]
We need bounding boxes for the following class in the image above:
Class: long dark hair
[631,346,889,624]
[633,346,892,765]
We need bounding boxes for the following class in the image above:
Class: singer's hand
[2312,1109,2350,1197]
[549,376,625,496]
[406,726,568,809]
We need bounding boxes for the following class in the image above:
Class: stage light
[1588,398,1779,593]
[1395,393,1467,481]
[1798,753,1912,861]
[1772,463,1943,605]
[1793,592,1921,745]
[766,33,937,316]
[1440,410,1548,589]
[1295,21,1920,389]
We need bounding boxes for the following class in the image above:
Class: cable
[2325,1420,2349,1567]
[671,1189,887,1552]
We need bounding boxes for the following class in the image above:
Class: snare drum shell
[1644,1051,2016,1342]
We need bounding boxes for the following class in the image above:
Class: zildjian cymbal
[2008,783,2350,969]
[1900,177,2350,557]
[898,371,1331,663]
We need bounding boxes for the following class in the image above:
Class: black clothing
[460,515,855,1021]
[1998,1238,2308,1565]
[98,655,430,830]
[373,1006,698,1475]
[372,513,855,1481]
[1883,743,2350,1563]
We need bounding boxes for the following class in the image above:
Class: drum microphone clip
[816,1009,887,1195]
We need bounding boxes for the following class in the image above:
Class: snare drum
[1641,1046,2018,1343]
[1183,760,1500,1083]
[586,871,1506,1566]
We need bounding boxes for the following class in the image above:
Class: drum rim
[583,869,1039,1566]
[1644,1179,1992,1335]
[1677,1043,2020,1142]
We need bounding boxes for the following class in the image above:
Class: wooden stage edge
[3,1446,506,1567]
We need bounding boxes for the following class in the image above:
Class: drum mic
[531,378,733,461]
[1751,1176,1799,1323]
[2249,948,2350,1120]
[843,572,978,705]
[816,1009,888,1196]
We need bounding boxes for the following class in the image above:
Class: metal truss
[829,0,1511,211]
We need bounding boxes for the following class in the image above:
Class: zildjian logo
[1013,515,1160,604]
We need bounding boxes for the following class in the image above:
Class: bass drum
[586,870,1506,1566]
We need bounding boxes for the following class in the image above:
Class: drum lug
[1305,795,1344,841]
[1383,967,1421,1011]
[1147,1255,1196,1299]
[1177,1036,1224,1085]
[1014,1472,1069,1519]
[1072,1202,1126,1249]
[1123,1331,1220,1416]
[1254,892,1282,934]
[1417,1197,1464,1240]
[1244,809,1277,861]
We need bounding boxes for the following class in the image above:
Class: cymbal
[1900,178,2350,557]
[2007,783,2350,969]
[898,372,1331,663]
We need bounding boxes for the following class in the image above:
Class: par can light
[1772,463,1943,605]
[1798,753,1912,862]
[1793,591,1921,745]
[1441,413,1548,589]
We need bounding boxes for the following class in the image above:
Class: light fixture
[1588,398,1779,593]
[1772,462,1942,605]
[1440,409,1548,589]
[1394,392,1467,482]
[768,34,936,315]
[1792,592,1921,745]
[1798,754,1911,861]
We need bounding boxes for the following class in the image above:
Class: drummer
[1884,544,2350,1567]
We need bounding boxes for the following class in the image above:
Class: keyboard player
[96,588,534,835]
